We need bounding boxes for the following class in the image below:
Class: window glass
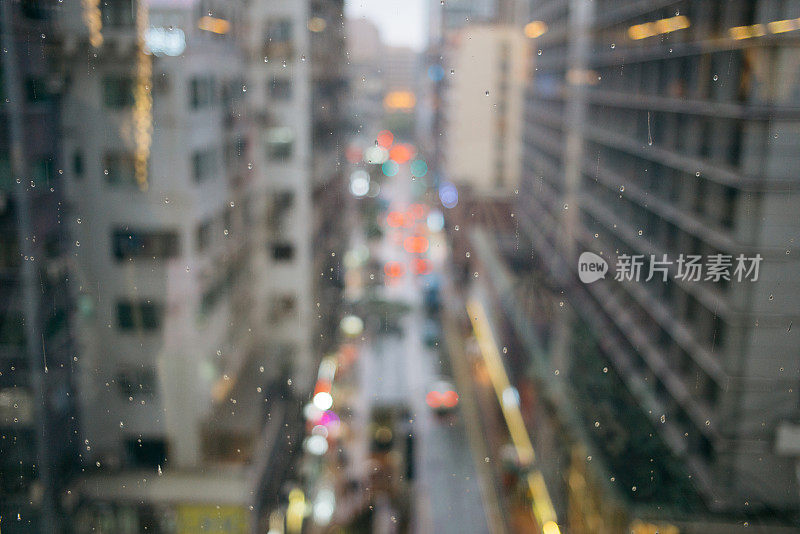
[4,1,800,532]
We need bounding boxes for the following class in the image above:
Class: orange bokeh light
[314,379,331,396]
[404,235,429,254]
[389,144,414,164]
[441,390,459,408]
[377,130,394,148]
[410,203,426,220]
[384,261,405,278]
[412,258,432,275]
[387,211,405,228]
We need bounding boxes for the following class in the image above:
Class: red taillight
[403,235,429,254]
[426,391,442,408]
[441,390,459,408]
[384,261,405,278]
[387,211,404,228]
[412,258,431,275]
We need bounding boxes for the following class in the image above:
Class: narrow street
[338,159,497,533]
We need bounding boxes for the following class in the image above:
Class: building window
[103,152,137,186]
[196,219,214,252]
[0,312,25,346]
[102,75,135,109]
[269,78,292,100]
[271,242,294,261]
[117,300,163,331]
[116,367,157,398]
[266,127,294,160]
[271,294,297,322]
[100,0,135,28]
[125,438,167,469]
[25,77,55,104]
[73,151,84,179]
[264,19,293,59]
[189,76,215,109]
[112,229,180,260]
[267,190,295,232]
[192,148,218,182]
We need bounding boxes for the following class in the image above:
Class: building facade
[455,0,800,531]
[443,24,526,196]
[45,0,330,530]
[0,1,80,530]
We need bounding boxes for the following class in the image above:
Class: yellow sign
[176,505,248,534]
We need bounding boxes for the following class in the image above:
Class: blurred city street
[2,0,800,532]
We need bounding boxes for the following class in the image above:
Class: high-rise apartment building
[443,24,526,195]
[459,0,800,531]
[246,0,316,395]
[44,0,332,529]
[346,18,387,136]
[0,1,79,530]
[309,0,350,356]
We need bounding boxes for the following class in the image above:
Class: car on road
[425,380,459,416]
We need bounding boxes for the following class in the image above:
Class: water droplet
[713,74,719,81]
[619,185,625,192]
[76,218,82,224]
[610,43,615,49]
[484,90,489,96]
[660,414,666,423]
[229,201,235,207]
[537,49,542,55]
[563,204,569,210]
[602,367,608,373]
[247,162,253,170]
[769,294,774,301]
[75,241,80,247]
[695,171,701,177]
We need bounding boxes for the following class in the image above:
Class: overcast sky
[345,0,428,51]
